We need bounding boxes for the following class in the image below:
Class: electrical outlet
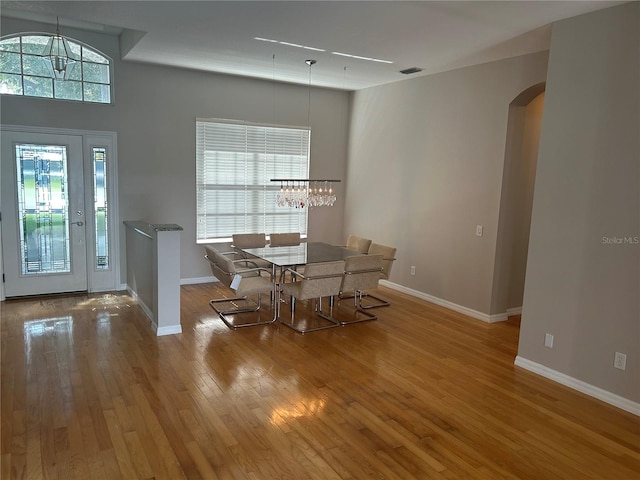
[410,266,416,276]
[476,225,483,237]
[614,352,627,371]
[544,333,554,348]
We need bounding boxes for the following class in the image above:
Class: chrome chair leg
[336,290,377,325]
[210,291,277,329]
[338,290,390,309]
[279,294,340,334]
[359,292,390,309]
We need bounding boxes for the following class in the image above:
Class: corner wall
[518,2,640,405]
[345,51,548,316]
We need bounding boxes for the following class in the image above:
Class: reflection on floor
[1,284,638,480]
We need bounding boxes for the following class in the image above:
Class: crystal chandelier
[270,59,341,208]
[273,179,339,208]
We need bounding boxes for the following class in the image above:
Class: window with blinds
[196,119,310,242]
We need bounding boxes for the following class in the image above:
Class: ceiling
[1,1,625,90]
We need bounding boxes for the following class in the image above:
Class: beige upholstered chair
[205,245,276,328]
[232,233,271,268]
[362,242,397,308]
[279,260,345,333]
[345,235,372,254]
[269,232,301,246]
[339,254,383,323]
[232,233,266,249]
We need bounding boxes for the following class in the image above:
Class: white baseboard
[126,285,182,336]
[156,324,183,336]
[514,356,640,416]
[380,281,508,323]
[126,286,153,322]
[181,276,217,285]
[90,285,125,293]
[123,278,217,289]
[507,306,523,316]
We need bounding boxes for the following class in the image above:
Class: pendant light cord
[305,59,316,128]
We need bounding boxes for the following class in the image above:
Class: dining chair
[205,245,276,328]
[279,260,345,333]
[345,235,372,254]
[361,242,397,308]
[232,233,266,249]
[339,254,384,324]
[232,233,271,268]
[269,232,301,246]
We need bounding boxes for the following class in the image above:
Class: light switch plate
[545,333,554,348]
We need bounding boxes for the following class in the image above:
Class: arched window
[0,33,112,104]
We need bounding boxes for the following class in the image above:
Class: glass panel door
[1,131,87,297]
[15,143,72,275]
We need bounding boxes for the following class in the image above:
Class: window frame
[0,32,114,104]
[196,118,311,243]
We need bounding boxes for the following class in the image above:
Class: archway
[491,83,546,318]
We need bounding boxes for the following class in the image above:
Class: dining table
[239,241,358,327]
[240,242,358,276]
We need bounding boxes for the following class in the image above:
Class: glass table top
[241,242,358,267]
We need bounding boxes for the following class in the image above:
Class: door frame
[0,125,120,300]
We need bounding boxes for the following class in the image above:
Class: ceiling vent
[399,67,423,75]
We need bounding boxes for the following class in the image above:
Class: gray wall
[518,3,639,402]
[345,51,548,315]
[509,94,543,309]
[492,91,544,315]
[0,17,349,284]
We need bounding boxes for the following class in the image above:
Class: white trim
[84,132,120,293]
[380,280,508,323]
[487,312,509,323]
[514,356,640,416]
[157,325,183,336]
[507,306,523,316]
[196,117,310,132]
[91,286,124,293]
[181,276,217,285]
[127,285,153,322]
[127,284,182,336]
[1,124,116,137]
[0,124,120,294]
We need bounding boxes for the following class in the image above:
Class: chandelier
[270,59,341,208]
[42,17,79,80]
[272,179,339,208]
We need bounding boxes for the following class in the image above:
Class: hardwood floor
[1,284,639,479]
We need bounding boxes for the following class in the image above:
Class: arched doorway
[491,83,546,318]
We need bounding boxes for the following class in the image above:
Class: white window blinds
[196,119,310,242]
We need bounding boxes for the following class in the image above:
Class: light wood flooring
[1,283,639,479]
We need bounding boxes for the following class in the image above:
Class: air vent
[399,67,423,75]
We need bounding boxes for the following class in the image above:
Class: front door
[1,131,88,296]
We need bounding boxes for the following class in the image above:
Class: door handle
[73,221,84,226]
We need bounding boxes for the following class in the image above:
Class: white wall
[345,51,548,315]
[518,2,639,404]
[0,17,349,285]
